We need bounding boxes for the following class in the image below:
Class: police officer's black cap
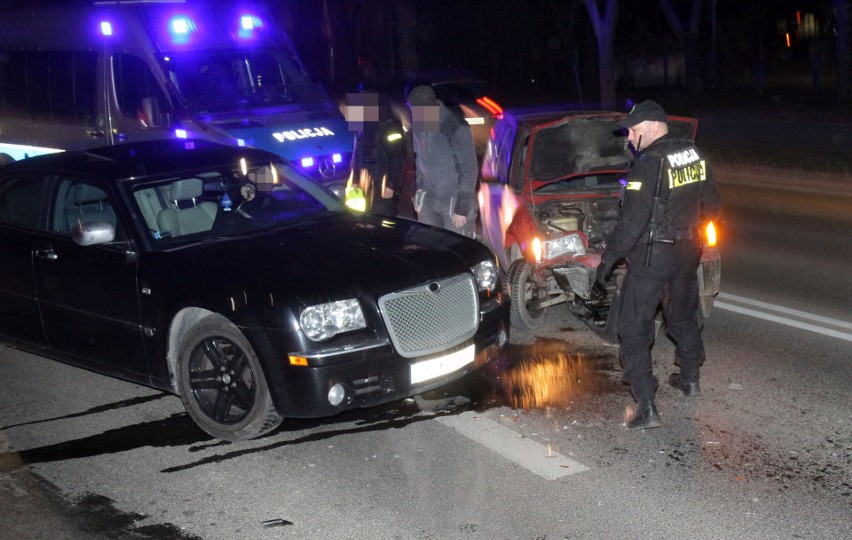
[616,100,668,128]
[407,85,437,106]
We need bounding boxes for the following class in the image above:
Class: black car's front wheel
[177,315,282,441]
[508,259,548,330]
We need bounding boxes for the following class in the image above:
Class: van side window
[113,54,170,126]
[0,51,97,126]
[0,174,46,230]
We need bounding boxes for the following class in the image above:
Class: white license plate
[410,344,476,384]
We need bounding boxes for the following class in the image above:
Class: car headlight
[300,299,366,341]
[471,260,499,292]
[543,233,586,260]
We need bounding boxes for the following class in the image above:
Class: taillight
[476,96,504,119]
[705,221,717,247]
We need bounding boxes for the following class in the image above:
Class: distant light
[236,138,246,147]
[175,129,188,139]
[476,96,504,118]
[100,21,113,36]
[332,153,342,164]
[301,157,315,168]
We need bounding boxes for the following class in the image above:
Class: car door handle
[88,129,106,139]
[34,249,58,260]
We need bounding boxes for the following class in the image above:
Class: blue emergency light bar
[97,8,276,48]
[241,15,263,30]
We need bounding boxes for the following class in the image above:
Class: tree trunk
[392,0,418,77]
[834,0,852,104]
[582,0,619,109]
[659,0,704,95]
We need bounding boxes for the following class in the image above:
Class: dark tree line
[275,0,852,107]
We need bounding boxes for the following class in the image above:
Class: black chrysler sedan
[0,139,509,441]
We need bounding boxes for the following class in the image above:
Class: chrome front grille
[378,273,479,359]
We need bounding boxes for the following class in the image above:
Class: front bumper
[266,296,510,418]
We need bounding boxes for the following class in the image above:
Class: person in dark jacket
[596,100,722,430]
[406,85,478,237]
[346,91,405,216]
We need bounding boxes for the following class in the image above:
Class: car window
[114,53,172,123]
[0,174,47,229]
[50,177,125,241]
[129,160,346,248]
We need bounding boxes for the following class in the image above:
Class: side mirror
[72,221,115,246]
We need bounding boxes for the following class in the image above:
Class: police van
[0,1,352,190]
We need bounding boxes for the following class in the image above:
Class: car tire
[508,259,547,330]
[177,315,282,441]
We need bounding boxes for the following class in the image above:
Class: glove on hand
[595,260,614,287]
[590,281,608,304]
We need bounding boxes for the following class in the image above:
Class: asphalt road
[0,161,849,539]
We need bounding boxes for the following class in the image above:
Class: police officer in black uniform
[596,100,722,430]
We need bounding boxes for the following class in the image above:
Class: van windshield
[167,51,325,114]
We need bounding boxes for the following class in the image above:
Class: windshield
[534,172,626,194]
[166,51,325,114]
[130,160,346,249]
[530,119,633,182]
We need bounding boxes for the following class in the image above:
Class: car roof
[0,139,282,182]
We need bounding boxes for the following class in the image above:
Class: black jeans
[617,241,705,401]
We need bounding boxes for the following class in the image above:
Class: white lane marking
[715,295,852,343]
[435,411,589,480]
[718,292,852,330]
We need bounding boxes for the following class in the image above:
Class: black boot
[668,373,701,396]
[627,399,661,430]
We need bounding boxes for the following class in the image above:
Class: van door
[0,50,106,159]
[108,52,175,144]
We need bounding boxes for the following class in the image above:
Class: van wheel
[177,315,282,441]
[509,259,547,330]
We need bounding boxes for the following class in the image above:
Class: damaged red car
[478,106,720,341]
